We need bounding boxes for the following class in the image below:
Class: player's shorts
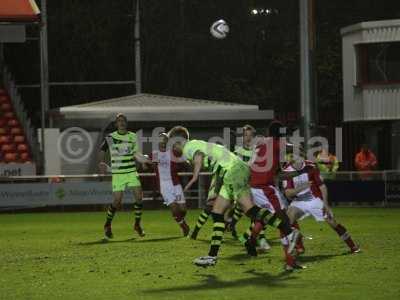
[160,181,185,206]
[251,186,287,213]
[289,197,329,222]
[112,172,141,192]
[217,161,251,202]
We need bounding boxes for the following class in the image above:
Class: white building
[341,19,400,169]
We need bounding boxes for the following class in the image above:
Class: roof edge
[341,19,400,36]
[57,93,260,110]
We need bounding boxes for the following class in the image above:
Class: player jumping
[99,113,151,240]
[168,125,300,267]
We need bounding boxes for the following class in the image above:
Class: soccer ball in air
[210,19,229,39]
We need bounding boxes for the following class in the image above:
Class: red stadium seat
[4,152,18,163]
[0,89,6,96]
[13,135,25,143]
[1,103,12,112]
[19,152,30,162]
[10,127,23,136]
[0,118,7,127]
[0,127,8,135]
[7,119,19,127]
[17,143,29,152]
[1,144,16,153]
[3,111,15,119]
[0,135,11,144]
[0,95,10,104]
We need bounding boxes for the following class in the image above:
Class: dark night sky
[3,0,400,127]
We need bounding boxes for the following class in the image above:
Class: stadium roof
[341,19,400,37]
[56,93,274,122]
[0,0,40,23]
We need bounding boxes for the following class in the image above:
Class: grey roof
[68,93,256,109]
[57,93,273,122]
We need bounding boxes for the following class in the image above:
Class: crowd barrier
[0,171,399,210]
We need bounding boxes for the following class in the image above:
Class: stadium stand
[0,87,32,163]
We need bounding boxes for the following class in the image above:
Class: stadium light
[250,8,277,16]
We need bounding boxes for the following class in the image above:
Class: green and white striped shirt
[101,131,138,174]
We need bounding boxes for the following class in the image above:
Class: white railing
[1,171,399,210]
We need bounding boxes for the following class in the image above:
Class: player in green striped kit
[229,125,256,238]
[189,125,255,240]
[99,113,151,240]
[168,126,300,267]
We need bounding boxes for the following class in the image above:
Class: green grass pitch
[0,208,399,300]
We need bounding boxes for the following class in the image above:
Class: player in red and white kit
[151,133,190,236]
[282,153,360,254]
[246,121,303,270]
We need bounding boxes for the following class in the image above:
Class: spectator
[316,148,339,180]
[354,144,377,179]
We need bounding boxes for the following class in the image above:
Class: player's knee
[113,200,122,209]
[244,206,260,221]
[170,203,179,214]
[206,198,216,207]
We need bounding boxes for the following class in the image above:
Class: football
[210,19,229,39]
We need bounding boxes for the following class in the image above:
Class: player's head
[115,113,128,131]
[284,143,294,162]
[267,120,284,138]
[361,143,369,153]
[159,133,168,151]
[290,150,306,170]
[167,126,190,155]
[242,124,255,146]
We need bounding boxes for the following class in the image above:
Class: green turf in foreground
[0,208,399,300]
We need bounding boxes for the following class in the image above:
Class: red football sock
[334,224,356,249]
[250,220,264,241]
[280,229,295,266]
[173,211,183,222]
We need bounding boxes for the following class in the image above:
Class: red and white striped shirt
[151,150,185,189]
[282,161,324,201]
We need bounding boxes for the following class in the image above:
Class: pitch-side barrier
[0,171,399,210]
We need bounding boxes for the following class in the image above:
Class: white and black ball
[210,19,229,39]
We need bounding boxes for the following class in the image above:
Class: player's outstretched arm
[184,152,204,192]
[134,152,152,165]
